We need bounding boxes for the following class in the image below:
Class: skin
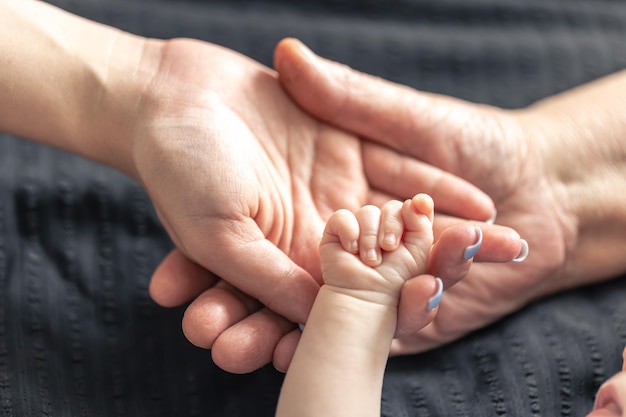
[132,31,522,374]
[588,347,626,417]
[0,0,524,374]
[277,194,448,417]
[155,37,626,371]
[272,38,626,356]
[278,197,626,417]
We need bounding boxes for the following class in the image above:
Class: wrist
[80,35,164,180]
[304,284,397,366]
[523,77,626,288]
[0,0,162,180]
[314,284,398,336]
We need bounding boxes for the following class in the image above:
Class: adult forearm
[0,0,161,178]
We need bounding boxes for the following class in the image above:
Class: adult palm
[138,39,499,371]
[135,38,365,326]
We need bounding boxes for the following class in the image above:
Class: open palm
[134,39,374,327]
[144,38,524,372]
[273,38,578,354]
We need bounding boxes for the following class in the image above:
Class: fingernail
[366,248,377,261]
[349,240,358,253]
[511,239,529,262]
[463,227,483,260]
[486,209,497,225]
[298,323,305,332]
[383,233,396,246]
[427,277,444,311]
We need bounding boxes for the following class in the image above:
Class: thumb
[274,37,499,220]
[274,37,492,162]
[183,217,320,326]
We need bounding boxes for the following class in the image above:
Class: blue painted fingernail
[511,239,529,262]
[298,323,305,332]
[463,227,483,260]
[427,277,444,311]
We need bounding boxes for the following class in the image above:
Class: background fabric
[2,0,626,415]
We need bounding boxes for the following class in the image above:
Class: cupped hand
[273,37,583,355]
[137,38,503,372]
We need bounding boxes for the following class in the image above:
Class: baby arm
[276,194,442,417]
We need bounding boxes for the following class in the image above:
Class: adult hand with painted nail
[273,37,626,356]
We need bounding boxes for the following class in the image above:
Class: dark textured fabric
[2,0,626,415]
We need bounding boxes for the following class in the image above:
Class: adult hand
[149,38,526,373]
[141,39,517,372]
[273,38,626,355]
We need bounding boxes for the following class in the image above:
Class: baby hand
[319,193,436,306]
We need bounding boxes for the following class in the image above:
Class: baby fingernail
[427,277,444,311]
[366,248,377,261]
[511,239,529,262]
[463,227,483,260]
[383,233,396,246]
